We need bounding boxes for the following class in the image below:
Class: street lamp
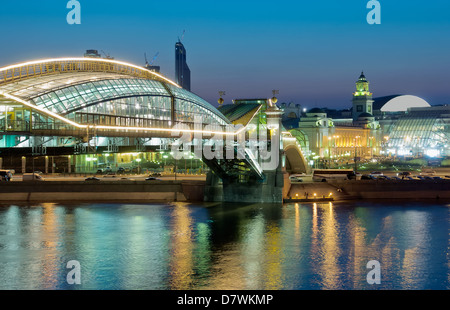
[328,136,332,168]
[354,136,360,173]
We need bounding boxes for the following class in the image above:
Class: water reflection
[0,201,448,290]
[169,202,194,289]
[317,202,341,289]
[40,203,61,289]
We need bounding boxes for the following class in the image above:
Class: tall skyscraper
[175,40,191,91]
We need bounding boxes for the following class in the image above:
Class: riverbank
[1,178,449,203]
[0,180,205,203]
[288,179,450,201]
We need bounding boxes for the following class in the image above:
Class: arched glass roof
[0,58,231,128]
[30,78,169,114]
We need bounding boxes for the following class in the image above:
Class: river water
[0,201,448,290]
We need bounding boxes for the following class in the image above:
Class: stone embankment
[0,180,205,203]
[1,179,449,204]
[287,179,450,201]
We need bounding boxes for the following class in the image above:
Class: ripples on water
[0,201,448,290]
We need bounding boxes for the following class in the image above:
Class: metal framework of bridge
[0,57,308,202]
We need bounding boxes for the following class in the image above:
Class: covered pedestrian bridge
[0,57,308,201]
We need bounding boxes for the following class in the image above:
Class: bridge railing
[0,120,31,132]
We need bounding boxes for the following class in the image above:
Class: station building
[280,72,450,166]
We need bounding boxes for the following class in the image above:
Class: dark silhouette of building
[84,50,101,58]
[175,40,191,91]
[145,63,161,73]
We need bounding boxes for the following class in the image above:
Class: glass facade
[383,106,450,157]
[0,77,231,131]
[0,58,239,174]
[167,84,228,126]
[0,68,233,155]
[30,79,169,114]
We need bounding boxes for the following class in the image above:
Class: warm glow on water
[0,201,448,290]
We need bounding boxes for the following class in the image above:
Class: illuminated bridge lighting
[0,90,248,136]
[0,57,181,88]
[0,57,309,183]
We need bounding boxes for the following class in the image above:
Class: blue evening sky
[0,0,449,109]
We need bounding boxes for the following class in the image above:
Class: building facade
[285,72,449,164]
[294,74,382,167]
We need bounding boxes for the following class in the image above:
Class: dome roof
[358,71,367,82]
[373,95,431,112]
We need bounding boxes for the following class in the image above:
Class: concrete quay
[0,180,205,203]
[0,178,449,204]
[287,179,450,201]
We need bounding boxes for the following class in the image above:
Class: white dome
[380,95,431,112]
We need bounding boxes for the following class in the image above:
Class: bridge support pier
[204,170,288,203]
[204,102,290,204]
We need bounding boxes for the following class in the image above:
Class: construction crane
[144,52,161,73]
[101,50,114,59]
[145,52,159,65]
[149,52,159,65]
[178,30,185,43]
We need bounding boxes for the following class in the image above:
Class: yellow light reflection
[310,203,320,270]
[40,203,62,289]
[169,203,194,289]
[264,223,283,290]
[314,203,341,290]
[348,212,369,289]
[294,203,300,241]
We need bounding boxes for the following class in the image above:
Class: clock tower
[352,72,374,121]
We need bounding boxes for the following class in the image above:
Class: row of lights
[294,192,333,199]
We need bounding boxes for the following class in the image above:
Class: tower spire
[359,71,367,81]
[352,71,374,121]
